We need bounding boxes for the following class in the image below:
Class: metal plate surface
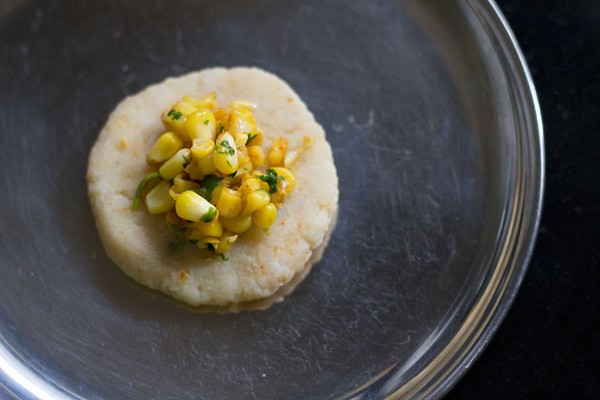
[0,0,543,399]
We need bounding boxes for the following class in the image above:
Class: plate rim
[383,0,545,398]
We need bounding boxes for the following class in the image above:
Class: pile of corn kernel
[132,93,310,257]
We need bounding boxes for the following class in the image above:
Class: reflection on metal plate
[0,0,543,399]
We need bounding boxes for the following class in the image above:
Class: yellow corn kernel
[234,162,253,178]
[186,153,217,180]
[283,149,298,168]
[214,109,231,128]
[220,214,252,234]
[237,149,250,166]
[174,101,197,115]
[147,132,183,164]
[272,167,296,194]
[175,190,218,222]
[270,167,296,203]
[183,92,217,110]
[252,203,277,229]
[216,233,238,254]
[242,190,270,215]
[233,132,248,148]
[302,135,314,150]
[268,136,288,166]
[229,100,257,109]
[165,210,187,232]
[191,138,215,160]
[186,219,224,239]
[247,145,265,166]
[258,179,270,192]
[186,109,217,141]
[145,181,174,214]
[159,148,191,180]
[171,176,200,194]
[228,107,257,139]
[168,188,180,202]
[250,129,264,145]
[216,188,242,218]
[208,184,226,206]
[239,178,261,198]
[214,132,238,175]
[161,102,196,138]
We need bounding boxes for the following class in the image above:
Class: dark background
[447,1,600,399]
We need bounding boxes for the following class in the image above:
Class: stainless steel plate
[0,0,543,399]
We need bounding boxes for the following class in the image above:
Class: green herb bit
[203,119,209,125]
[218,122,225,133]
[167,109,183,120]
[193,175,222,201]
[220,254,230,261]
[182,155,191,168]
[258,168,278,194]
[166,222,186,233]
[168,241,186,253]
[200,207,218,223]
[132,172,161,210]
[218,140,235,155]
[246,132,258,144]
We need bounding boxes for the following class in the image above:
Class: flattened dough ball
[87,67,338,306]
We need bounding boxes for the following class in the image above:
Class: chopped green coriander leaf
[246,132,258,144]
[168,241,186,253]
[167,109,184,120]
[203,119,209,125]
[258,168,278,194]
[217,140,235,155]
[182,155,190,168]
[220,254,230,261]
[132,172,161,210]
[200,207,217,223]
[193,175,222,201]
[218,122,225,133]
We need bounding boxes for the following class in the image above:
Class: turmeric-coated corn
[252,203,277,230]
[242,190,270,216]
[159,148,191,180]
[220,214,252,234]
[186,109,217,141]
[135,93,306,257]
[145,181,174,214]
[216,188,242,218]
[147,132,183,164]
[175,190,218,223]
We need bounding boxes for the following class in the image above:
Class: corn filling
[132,93,309,257]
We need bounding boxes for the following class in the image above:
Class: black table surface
[447,1,599,399]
